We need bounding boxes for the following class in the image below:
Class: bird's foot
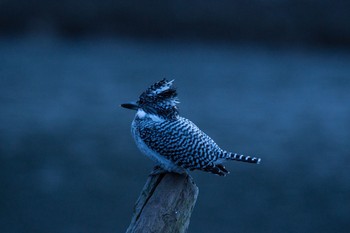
[149,165,168,176]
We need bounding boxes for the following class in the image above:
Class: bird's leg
[149,165,190,177]
[149,165,168,176]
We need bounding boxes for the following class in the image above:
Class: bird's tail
[223,151,261,164]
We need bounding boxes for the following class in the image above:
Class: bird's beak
[121,101,139,110]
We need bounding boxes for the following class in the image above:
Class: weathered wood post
[126,172,199,233]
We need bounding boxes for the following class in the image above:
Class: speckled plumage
[122,79,261,176]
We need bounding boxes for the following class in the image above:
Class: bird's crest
[138,79,179,118]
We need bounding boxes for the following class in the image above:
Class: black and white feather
[137,79,179,119]
[122,79,261,176]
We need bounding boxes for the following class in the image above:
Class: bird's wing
[139,118,222,170]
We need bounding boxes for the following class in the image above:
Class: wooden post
[126,172,199,233]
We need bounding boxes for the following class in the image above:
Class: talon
[149,166,168,176]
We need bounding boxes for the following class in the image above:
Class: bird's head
[121,79,179,119]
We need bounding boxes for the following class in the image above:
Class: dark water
[1,35,350,233]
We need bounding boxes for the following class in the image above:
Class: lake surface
[1,35,350,233]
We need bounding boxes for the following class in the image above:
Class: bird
[121,79,261,176]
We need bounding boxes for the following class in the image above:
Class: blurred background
[1,1,350,232]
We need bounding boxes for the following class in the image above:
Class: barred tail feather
[226,152,261,164]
